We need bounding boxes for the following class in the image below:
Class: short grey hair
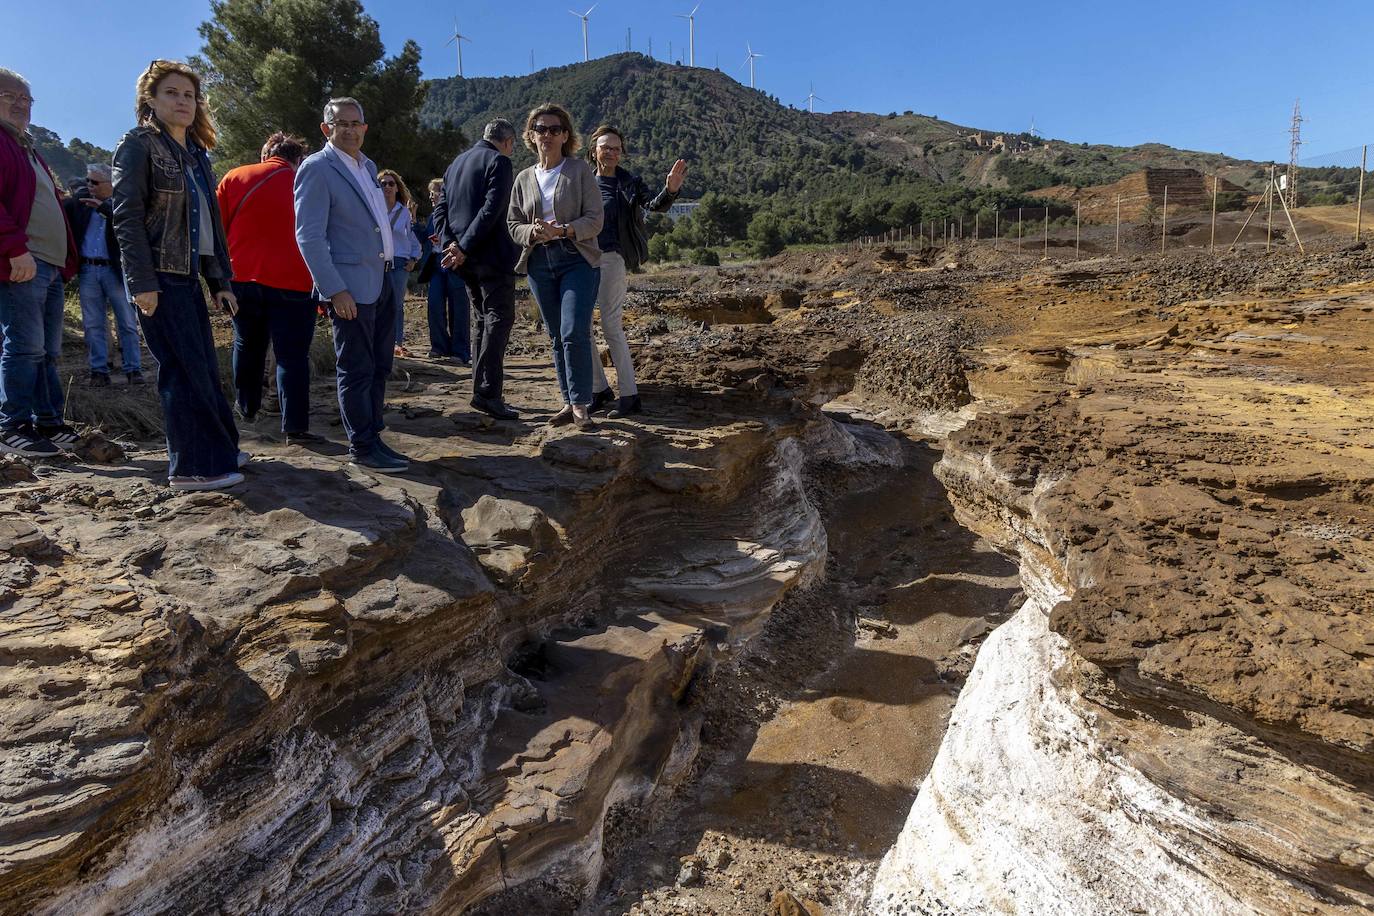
[86,162,112,179]
[0,68,28,90]
[483,119,516,143]
[323,97,364,124]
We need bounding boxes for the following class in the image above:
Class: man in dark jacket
[65,162,144,387]
[433,119,520,420]
[0,68,80,457]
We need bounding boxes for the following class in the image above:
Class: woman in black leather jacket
[112,59,244,491]
[584,126,685,418]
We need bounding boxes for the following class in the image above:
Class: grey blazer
[293,143,387,304]
[507,156,603,274]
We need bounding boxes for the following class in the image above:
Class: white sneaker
[237,451,251,468]
[169,472,245,491]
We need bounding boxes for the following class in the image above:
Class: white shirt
[534,161,563,223]
[329,141,394,262]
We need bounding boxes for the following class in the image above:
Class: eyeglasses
[0,91,34,106]
[87,177,111,185]
[379,179,397,186]
[329,120,364,130]
[530,124,565,135]
[597,145,623,154]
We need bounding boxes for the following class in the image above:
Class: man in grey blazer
[293,97,409,472]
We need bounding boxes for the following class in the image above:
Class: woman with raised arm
[111,59,244,491]
[507,103,603,430]
[585,125,686,418]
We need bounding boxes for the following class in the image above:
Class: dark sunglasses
[379,179,397,186]
[530,124,565,135]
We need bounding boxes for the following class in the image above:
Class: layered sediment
[872,267,1374,914]
[0,327,871,915]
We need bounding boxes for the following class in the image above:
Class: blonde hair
[428,178,443,194]
[522,103,580,157]
[377,169,411,208]
[136,59,216,150]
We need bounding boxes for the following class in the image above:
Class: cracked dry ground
[3,239,1373,915]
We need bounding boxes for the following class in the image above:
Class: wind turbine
[743,43,762,88]
[444,18,472,78]
[674,4,700,67]
[804,83,824,113]
[570,4,597,63]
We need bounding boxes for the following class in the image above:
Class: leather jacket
[604,166,678,272]
[111,121,232,295]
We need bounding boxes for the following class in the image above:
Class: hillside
[29,127,114,186]
[421,53,1278,203]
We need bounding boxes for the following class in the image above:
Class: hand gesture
[440,243,466,269]
[331,290,358,320]
[215,289,239,317]
[531,219,557,245]
[666,159,687,193]
[134,290,159,317]
[8,253,36,283]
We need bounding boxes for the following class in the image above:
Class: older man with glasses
[294,97,411,472]
[65,162,144,388]
[0,67,80,457]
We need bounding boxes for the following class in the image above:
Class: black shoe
[426,350,448,360]
[286,430,326,445]
[471,395,519,420]
[126,370,146,386]
[234,404,258,423]
[350,446,408,472]
[375,438,412,464]
[35,423,81,451]
[607,395,643,418]
[589,387,616,413]
[0,425,61,457]
[88,371,111,388]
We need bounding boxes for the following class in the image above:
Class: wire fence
[844,144,1370,260]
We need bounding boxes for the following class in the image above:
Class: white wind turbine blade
[585,3,598,15]
[690,3,701,15]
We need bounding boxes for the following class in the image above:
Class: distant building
[666,200,699,223]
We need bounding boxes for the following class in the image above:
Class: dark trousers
[139,273,239,477]
[330,270,397,455]
[461,265,516,401]
[526,242,599,407]
[427,268,470,361]
[230,281,317,434]
[0,258,64,430]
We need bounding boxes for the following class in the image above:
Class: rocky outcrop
[872,284,1374,913]
[0,327,870,915]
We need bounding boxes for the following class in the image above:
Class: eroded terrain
[2,236,1372,914]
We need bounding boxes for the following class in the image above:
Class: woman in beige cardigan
[507,103,603,429]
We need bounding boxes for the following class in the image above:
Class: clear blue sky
[4,0,1372,165]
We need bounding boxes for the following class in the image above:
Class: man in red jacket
[0,68,80,457]
[216,131,321,444]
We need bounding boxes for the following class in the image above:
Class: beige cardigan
[507,156,604,273]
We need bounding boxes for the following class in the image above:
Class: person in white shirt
[377,169,422,356]
[293,97,411,472]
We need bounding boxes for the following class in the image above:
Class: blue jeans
[390,268,409,345]
[0,259,65,430]
[139,273,240,477]
[331,269,397,454]
[231,281,317,434]
[78,264,141,374]
[427,268,470,361]
[527,242,599,406]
